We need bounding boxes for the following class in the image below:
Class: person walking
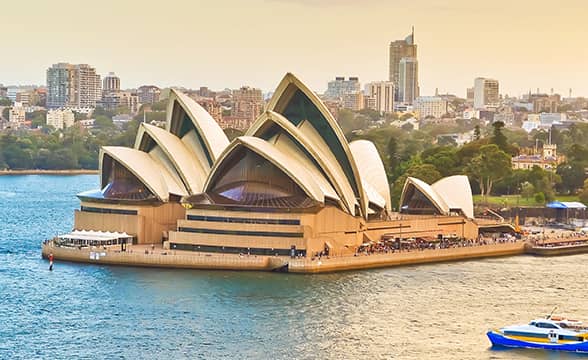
[49,253,54,271]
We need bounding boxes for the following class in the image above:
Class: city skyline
[0,0,587,97]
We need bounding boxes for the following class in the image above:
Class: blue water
[1,175,588,359]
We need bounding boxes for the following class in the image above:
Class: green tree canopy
[465,144,511,197]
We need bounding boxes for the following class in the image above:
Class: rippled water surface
[2,175,588,359]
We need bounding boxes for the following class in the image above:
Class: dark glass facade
[400,184,442,215]
[101,155,156,201]
[205,147,316,208]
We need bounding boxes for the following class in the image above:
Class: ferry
[487,315,588,353]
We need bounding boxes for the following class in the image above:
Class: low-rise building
[9,104,26,124]
[413,96,447,119]
[46,109,75,129]
[512,144,562,171]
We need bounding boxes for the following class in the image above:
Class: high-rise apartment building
[365,81,395,113]
[389,28,417,101]
[324,77,361,100]
[473,77,499,109]
[398,58,419,104]
[46,63,101,108]
[232,86,264,129]
[103,72,120,93]
[137,85,161,104]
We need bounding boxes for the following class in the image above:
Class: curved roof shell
[349,140,391,212]
[166,89,229,169]
[100,146,188,202]
[247,110,354,213]
[431,175,474,219]
[266,73,367,218]
[134,123,208,194]
[400,177,450,215]
[204,136,326,203]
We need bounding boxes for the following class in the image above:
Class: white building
[474,77,499,109]
[364,81,394,113]
[46,109,75,130]
[413,96,447,119]
[324,77,361,100]
[9,104,25,124]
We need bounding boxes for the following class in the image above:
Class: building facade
[102,72,121,93]
[137,85,161,104]
[231,86,264,130]
[398,57,419,104]
[47,63,101,108]
[324,77,361,100]
[46,109,75,129]
[512,144,561,171]
[474,77,499,109]
[389,29,417,102]
[365,81,394,113]
[9,105,26,124]
[413,96,447,119]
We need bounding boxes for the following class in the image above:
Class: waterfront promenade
[42,240,526,273]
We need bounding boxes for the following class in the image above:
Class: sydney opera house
[70,73,483,261]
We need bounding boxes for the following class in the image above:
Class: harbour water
[1,175,588,359]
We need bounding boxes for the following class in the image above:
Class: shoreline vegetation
[0,169,98,176]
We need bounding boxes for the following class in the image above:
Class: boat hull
[487,330,588,353]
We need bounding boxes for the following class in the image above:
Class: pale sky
[1,0,587,98]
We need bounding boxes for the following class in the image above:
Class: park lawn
[473,194,582,207]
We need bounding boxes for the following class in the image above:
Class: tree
[556,162,586,194]
[465,144,511,198]
[0,98,12,106]
[490,121,508,152]
[579,179,588,205]
[521,181,534,199]
[534,192,546,204]
[474,125,481,140]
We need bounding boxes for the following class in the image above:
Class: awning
[547,201,587,209]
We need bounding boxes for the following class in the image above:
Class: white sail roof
[349,140,391,211]
[135,123,208,194]
[432,175,474,219]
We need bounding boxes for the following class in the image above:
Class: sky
[1,0,587,98]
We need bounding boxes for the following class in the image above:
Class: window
[206,147,316,209]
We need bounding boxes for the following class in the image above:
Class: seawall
[42,243,286,271]
[288,242,525,273]
[43,241,526,273]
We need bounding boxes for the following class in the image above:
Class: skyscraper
[389,28,417,101]
[47,63,101,108]
[398,57,419,104]
[473,77,499,109]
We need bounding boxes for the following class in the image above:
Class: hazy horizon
[1,0,587,97]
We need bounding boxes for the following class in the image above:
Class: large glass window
[205,147,316,209]
[101,156,156,201]
[400,184,442,215]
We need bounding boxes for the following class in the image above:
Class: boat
[487,314,588,353]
